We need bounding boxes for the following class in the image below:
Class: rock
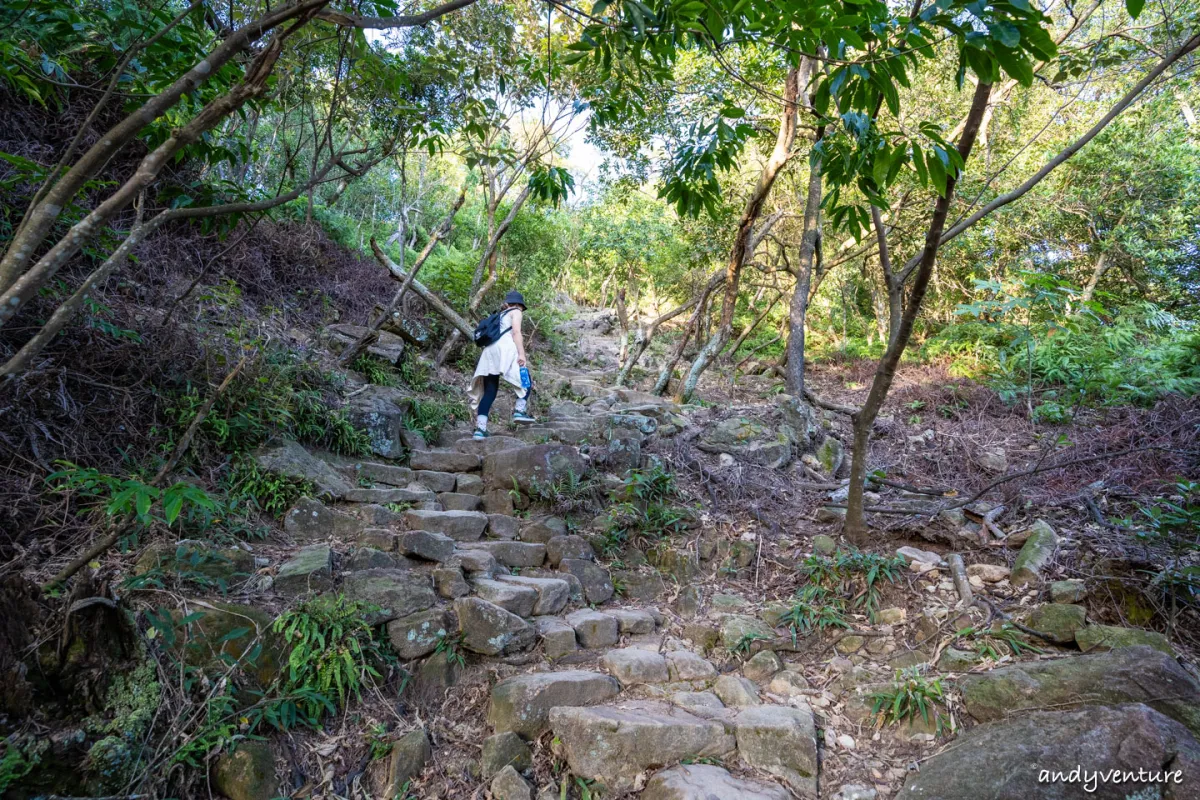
[967,563,1010,583]
[412,470,457,492]
[897,704,1200,800]
[602,648,670,685]
[496,575,569,616]
[488,670,620,737]
[481,732,532,778]
[134,541,254,585]
[342,387,412,458]
[665,650,717,682]
[642,764,792,800]
[482,488,515,515]
[768,669,810,697]
[384,607,449,660]
[612,569,666,602]
[937,647,981,671]
[482,444,588,493]
[454,435,525,456]
[549,701,736,794]
[520,516,568,544]
[832,785,877,800]
[438,492,481,511]
[344,569,436,623]
[274,544,333,596]
[398,530,456,562]
[976,448,1007,474]
[344,486,437,504]
[1050,578,1087,604]
[455,598,535,655]
[1010,519,1058,587]
[454,473,484,496]
[212,741,276,800]
[410,449,481,473]
[699,418,792,469]
[327,322,406,364]
[284,497,363,541]
[253,439,355,498]
[714,675,761,706]
[347,547,403,571]
[814,435,844,474]
[403,509,488,541]
[433,567,470,598]
[962,646,1200,735]
[566,610,619,648]
[352,462,413,487]
[472,578,538,617]
[487,514,520,540]
[462,541,546,568]
[608,608,655,634]
[874,607,907,625]
[1076,624,1175,656]
[545,535,593,566]
[896,546,944,566]
[735,705,818,797]
[414,649,460,696]
[606,430,643,472]
[357,527,400,551]
[673,691,725,713]
[452,548,499,577]
[1028,603,1087,644]
[366,728,431,800]
[812,534,837,555]
[718,615,775,651]
[490,765,533,800]
[177,601,283,688]
[558,559,613,604]
[535,616,578,658]
[743,650,783,683]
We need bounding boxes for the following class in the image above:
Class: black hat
[505,290,527,309]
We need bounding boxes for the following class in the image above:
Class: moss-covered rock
[1010,519,1058,587]
[212,740,277,800]
[177,601,283,689]
[1027,603,1086,644]
[1075,624,1174,656]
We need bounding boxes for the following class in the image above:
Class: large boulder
[1076,624,1175,656]
[403,509,488,541]
[386,608,451,659]
[962,646,1200,736]
[274,544,333,596]
[180,601,283,688]
[488,670,620,737]
[252,439,354,499]
[698,417,792,469]
[345,385,412,459]
[734,705,818,797]
[1011,519,1058,587]
[284,497,364,542]
[325,323,406,364]
[454,597,535,655]
[343,569,436,623]
[212,741,277,800]
[482,444,588,493]
[643,764,791,800]
[549,701,737,794]
[896,704,1200,800]
[134,541,254,586]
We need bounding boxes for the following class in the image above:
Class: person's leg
[476,375,500,433]
[512,386,536,422]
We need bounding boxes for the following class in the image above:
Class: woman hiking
[468,290,537,439]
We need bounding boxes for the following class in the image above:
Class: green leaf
[995,46,1034,86]
[1125,0,1145,17]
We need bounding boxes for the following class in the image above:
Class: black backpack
[472,309,512,347]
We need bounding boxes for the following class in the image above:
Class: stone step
[412,470,457,492]
[548,701,736,794]
[454,597,534,655]
[409,448,481,473]
[496,574,570,616]
[471,578,538,617]
[454,436,525,455]
[343,486,436,505]
[565,609,620,648]
[350,462,413,486]
[642,764,791,800]
[437,491,481,511]
[487,670,620,737]
[458,540,546,568]
[403,509,488,541]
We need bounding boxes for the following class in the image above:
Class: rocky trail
[111,308,1200,800]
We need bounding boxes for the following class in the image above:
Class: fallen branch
[804,389,856,416]
[44,356,250,590]
[371,239,473,338]
[947,554,973,607]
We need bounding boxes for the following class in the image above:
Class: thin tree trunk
[615,290,705,386]
[845,80,994,544]
[1080,250,1110,304]
[871,205,903,347]
[653,273,724,395]
[678,67,801,402]
[728,291,781,361]
[372,241,473,338]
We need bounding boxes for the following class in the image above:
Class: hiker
[468,290,537,438]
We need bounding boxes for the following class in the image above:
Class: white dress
[468,309,527,412]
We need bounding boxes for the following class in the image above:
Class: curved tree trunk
[678,66,801,402]
[653,272,725,395]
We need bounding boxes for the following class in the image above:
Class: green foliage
[780,585,852,638]
[223,456,314,518]
[602,464,691,554]
[869,667,953,735]
[0,734,45,794]
[353,354,401,387]
[406,398,468,442]
[798,548,905,613]
[1127,481,1200,608]
[273,595,388,720]
[47,462,219,529]
[433,632,467,668]
[955,622,1042,658]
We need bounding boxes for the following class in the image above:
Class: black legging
[477,374,501,417]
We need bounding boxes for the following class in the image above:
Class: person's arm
[510,308,528,366]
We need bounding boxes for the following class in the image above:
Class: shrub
[223,456,314,518]
[797,549,905,613]
[869,667,953,735]
[406,398,467,442]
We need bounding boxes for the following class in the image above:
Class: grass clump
[797,548,905,613]
[869,666,954,735]
[602,463,693,555]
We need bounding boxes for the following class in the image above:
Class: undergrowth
[869,666,953,735]
[602,464,693,555]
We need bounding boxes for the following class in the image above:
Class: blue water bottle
[519,366,532,390]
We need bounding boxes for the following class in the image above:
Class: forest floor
[3,279,1199,800]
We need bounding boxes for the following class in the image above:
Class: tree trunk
[613,289,702,386]
[845,80,994,544]
[677,67,800,402]
[1080,249,1110,304]
[653,272,724,394]
[372,241,473,338]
